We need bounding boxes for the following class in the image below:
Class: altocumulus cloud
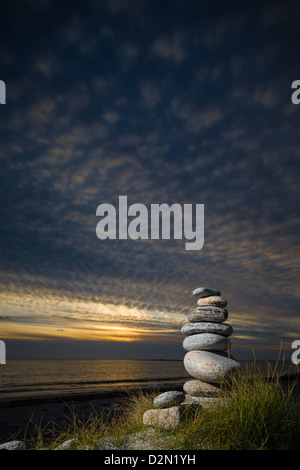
[0,0,300,358]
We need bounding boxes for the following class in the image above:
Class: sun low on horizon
[0,282,297,360]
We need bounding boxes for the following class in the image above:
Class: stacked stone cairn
[183,287,240,406]
[143,287,240,429]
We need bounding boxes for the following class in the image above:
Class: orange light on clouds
[1,286,298,352]
[0,289,183,343]
[0,320,181,343]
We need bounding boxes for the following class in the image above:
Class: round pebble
[188,306,228,323]
[197,296,227,308]
[181,322,233,337]
[184,350,241,383]
[192,287,221,298]
[183,333,231,352]
[153,391,186,409]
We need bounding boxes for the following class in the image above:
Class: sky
[0,0,300,360]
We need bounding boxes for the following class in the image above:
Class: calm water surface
[0,359,297,402]
[0,360,190,400]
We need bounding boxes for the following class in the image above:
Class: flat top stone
[193,287,221,298]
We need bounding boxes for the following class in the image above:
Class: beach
[0,359,190,444]
[0,384,188,444]
[0,359,298,445]
[0,392,124,443]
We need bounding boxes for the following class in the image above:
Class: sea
[0,360,191,403]
[0,359,298,404]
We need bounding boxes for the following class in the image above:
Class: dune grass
[184,363,300,450]
[25,360,300,450]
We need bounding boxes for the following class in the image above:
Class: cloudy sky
[1,0,300,360]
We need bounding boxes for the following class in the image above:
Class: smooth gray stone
[54,438,76,450]
[193,287,221,298]
[181,322,233,337]
[183,379,220,397]
[153,391,185,409]
[188,306,228,323]
[197,296,227,308]
[143,406,191,429]
[101,444,122,450]
[184,350,241,383]
[0,440,26,450]
[183,333,231,352]
[123,428,179,450]
[95,437,122,450]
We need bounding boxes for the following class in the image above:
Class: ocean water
[0,359,298,403]
[0,360,190,401]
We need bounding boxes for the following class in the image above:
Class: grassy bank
[25,361,300,450]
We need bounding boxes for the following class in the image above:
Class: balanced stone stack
[143,287,240,429]
[182,287,241,405]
